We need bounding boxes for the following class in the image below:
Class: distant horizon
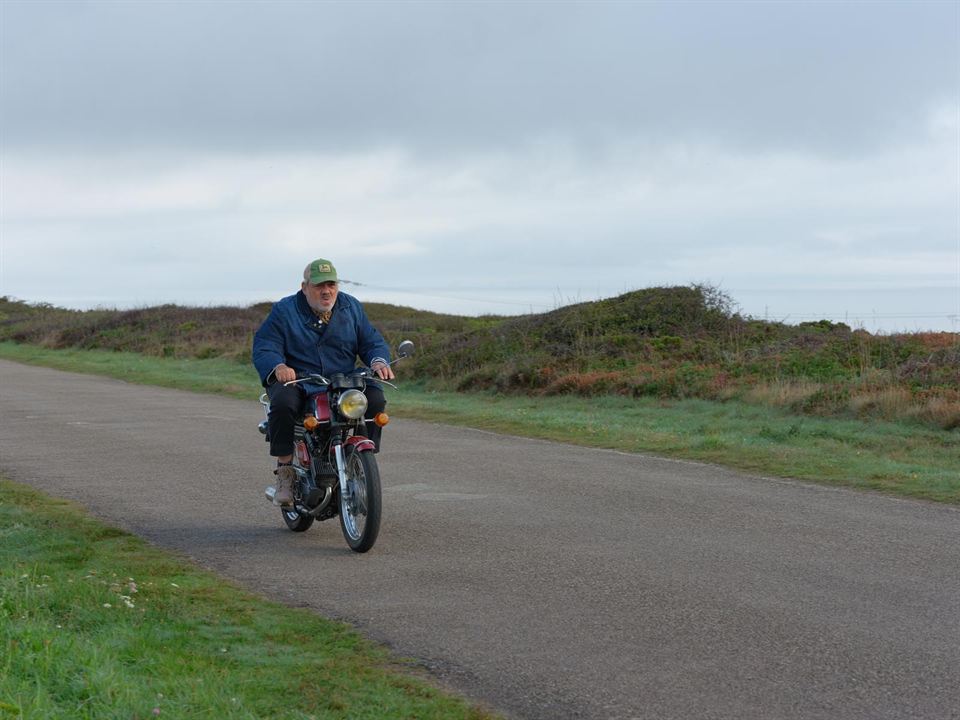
[5,282,957,335]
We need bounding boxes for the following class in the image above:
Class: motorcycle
[259,340,414,553]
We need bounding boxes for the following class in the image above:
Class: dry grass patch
[745,380,824,408]
[848,387,915,420]
[543,371,627,396]
[908,397,960,431]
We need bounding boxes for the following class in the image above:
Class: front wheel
[338,448,381,552]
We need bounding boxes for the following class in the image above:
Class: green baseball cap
[305,258,338,284]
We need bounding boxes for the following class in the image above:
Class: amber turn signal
[374,412,390,427]
[303,415,319,431]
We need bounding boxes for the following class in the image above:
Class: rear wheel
[282,456,315,532]
[282,507,314,532]
[338,448,381,552]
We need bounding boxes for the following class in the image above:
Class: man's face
[302,280,339,313]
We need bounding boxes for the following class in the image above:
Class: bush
[3,291,958,430]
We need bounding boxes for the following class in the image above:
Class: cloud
[3,155,230,219]
[927,100,960,139]
[3,114,954,305]
[1,1,956,330]
[2,1,956,155]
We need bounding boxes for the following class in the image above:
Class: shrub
[909,398,960,431]
[848,387,914,421]
[542,371,627,396]
[3,293,959,430]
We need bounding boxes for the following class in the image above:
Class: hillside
[2,288,957,429]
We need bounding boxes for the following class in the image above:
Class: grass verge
[396,390,960,503]
[1,342,957,504]
[0,477,496,719]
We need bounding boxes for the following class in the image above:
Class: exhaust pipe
[265,484,332,515]
[306,486,334,515]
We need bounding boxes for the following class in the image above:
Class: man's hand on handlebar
[371,361,395,381]
[274,363,297,384]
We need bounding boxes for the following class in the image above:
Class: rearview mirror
[397,340,415,358]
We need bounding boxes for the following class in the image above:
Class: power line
[339,280,553,310]
[339,279,960,325]
[757,313,957,320]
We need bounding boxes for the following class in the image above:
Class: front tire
[338,448,381,552]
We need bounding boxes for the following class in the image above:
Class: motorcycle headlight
[337,389,368,420]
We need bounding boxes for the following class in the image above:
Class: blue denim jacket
[252,290,390,386]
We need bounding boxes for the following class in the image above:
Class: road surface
[1,360,958,719]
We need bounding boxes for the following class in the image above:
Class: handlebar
[278,340,412,390]
[283,367,397,390]
[284,372,331,387]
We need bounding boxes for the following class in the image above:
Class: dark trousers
[266,382,386,457]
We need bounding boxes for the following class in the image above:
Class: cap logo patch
[317,264,331,272]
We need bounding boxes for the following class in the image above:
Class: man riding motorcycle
[252,258,395,507]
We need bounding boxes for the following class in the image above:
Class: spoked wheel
[338,448,381,553]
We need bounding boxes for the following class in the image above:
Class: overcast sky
[1,0,958,332]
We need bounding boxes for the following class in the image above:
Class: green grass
[395,389,960,503]
[0,477,497,720]
[0,342,258,399]
[1,342,957,504]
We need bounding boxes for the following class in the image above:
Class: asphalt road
[1,359,959,719]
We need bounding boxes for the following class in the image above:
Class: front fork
[332,431,376,510]
[333,441,350,497]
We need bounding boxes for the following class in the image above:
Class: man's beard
[306,295,335,313]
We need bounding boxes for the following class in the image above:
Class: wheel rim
[340,453,368,541]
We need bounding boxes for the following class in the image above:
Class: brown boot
[274,465,296,507]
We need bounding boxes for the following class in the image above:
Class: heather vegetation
[2,287,958,430]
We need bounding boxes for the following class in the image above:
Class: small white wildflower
[170,582,179,588]
[128,582,138,593]
[122,598,135,609]
[102,603,112,608]
[220,647,227,653]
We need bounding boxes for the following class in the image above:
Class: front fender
[343,436,376,453]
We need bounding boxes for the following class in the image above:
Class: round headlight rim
[337,389,368,420]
